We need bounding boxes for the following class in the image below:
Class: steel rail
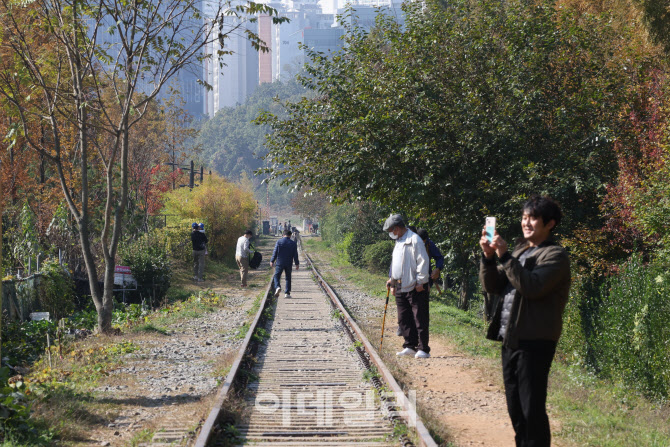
[193,276,275,447]
[303,251,439,447]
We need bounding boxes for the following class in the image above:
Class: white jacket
[390,229,429,293]
[235,236,250,258]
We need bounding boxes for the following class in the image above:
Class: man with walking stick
[384,214,431,359]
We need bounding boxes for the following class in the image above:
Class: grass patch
[151,290,227,327]
[130,323,170,335]
[549,363,670,446]
[303,237,670,447]
[235,322,251,340]
[128,429,154,446]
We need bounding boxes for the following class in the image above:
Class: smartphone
[485,217,496,243]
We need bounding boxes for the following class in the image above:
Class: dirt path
[305,241,516,447]
[74,238,276,446]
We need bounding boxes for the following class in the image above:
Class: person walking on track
[191,222,208,282]
[236,230,253,287]
[270,229,299,298]
[384,214,431,359]
[479,195,570,447]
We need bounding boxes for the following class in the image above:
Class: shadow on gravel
[97,393,203,407]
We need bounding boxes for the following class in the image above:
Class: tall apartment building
[203,15,260,116]
[257,0,342,84]
[204,0,405,116]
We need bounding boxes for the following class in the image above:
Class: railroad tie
[226,254,399,447]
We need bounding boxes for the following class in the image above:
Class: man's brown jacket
[479,240,571,349]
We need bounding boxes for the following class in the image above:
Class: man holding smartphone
[479,195,570,447]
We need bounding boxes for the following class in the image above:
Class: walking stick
[380,285,391,352]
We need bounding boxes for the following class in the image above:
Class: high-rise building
[203,0,405,116]
[203,13,259,116]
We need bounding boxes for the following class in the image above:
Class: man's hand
[491,233,508,258]
[386,278,396,295]
[416,283,424,292]
[295,265,299,270]
[480,229,496,259]
[430,268,441,281]
[270,262,274,268]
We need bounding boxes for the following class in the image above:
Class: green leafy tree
[259,0,650,307]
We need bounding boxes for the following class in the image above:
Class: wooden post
[47,333,52,368]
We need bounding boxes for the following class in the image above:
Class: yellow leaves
[162,173,256,259]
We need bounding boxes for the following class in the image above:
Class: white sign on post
[114,265,136,287]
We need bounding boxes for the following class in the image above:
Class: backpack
[249,250,262,269]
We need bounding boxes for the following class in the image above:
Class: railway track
[194,246,438,447]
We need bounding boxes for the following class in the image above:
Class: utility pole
[165,161,210,189]
[172,149,176,190]
[189,160,195,189]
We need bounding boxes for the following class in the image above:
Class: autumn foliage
[162,174,257,260]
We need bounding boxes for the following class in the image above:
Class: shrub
[346,202,388,268]
[162,175,256,260]
[0,366,50,444]
[557,277,601,367]
[36,259,75,321]
[321,203,358,244]
[336,232,354,260]
[157,226,191,264]
[592,255,670,399]
[120,232,172,305]
[0,319,56,367]
[362,240,394,274]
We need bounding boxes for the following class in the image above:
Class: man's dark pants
[395,288,430,353]
[273,264,292,294]
[501,339,557,447]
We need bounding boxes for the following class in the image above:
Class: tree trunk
[458,276,470,310]
[98,262,116,333]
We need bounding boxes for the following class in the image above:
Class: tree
[0,0,285,332]
[632,0,670,53]
[291,188,330,221]
[162,174,256,259]
[259,0,651,308]
[197,77,307,205]
[602,70,670,260]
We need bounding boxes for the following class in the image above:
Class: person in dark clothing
[416,229,444,288]
[270,229,299,298]
[479,195,570,447]
[191,222,208,282]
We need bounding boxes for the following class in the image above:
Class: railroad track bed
[197,250,436,447]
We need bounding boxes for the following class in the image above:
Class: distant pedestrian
[294,228,302,249]
[479,195,570,447]
[236,230,253,287]
[384,214,431,359]
[191,222,208,282]
[270,229,299,298]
